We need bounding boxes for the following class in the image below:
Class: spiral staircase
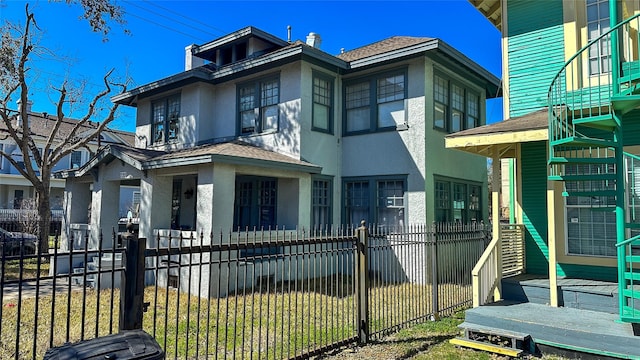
[548,11,640,323]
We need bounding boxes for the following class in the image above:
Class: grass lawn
[320,311,569,360]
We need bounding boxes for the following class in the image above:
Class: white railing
[501,224,525,277]
[472,224,525,307]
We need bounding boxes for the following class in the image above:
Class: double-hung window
[312,72,334,133]
[433,73,480,133]
[70,151,83,169]
[565,163,616,257]
[344,177,406,229]
[312,177,332,228]
[238,76,280,135]
[344,69,407,134]
[586,0,610,75]
[151,94,180,144]
[434,177,483,223]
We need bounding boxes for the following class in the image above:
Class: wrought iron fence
[0,222,489,360]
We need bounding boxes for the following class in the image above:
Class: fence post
[355,220,369,345]
[431,222,439,321]
[120,235,146,331]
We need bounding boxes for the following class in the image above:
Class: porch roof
[444,108,549,158]
[56,141,322,179]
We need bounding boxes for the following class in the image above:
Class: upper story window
[312,72,334,133]
[152,94,180,144]
[586,0,610,75]
[344,69,407,135]
[70,151,83,169]
[238,76,279,135]
[433,73,480,133]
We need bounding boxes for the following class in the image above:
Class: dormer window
[152,94,181,144]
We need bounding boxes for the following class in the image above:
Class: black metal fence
[0,222,489,359]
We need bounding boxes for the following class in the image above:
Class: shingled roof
[0,111,135,147]
[446,108,548,138]
[337,36,435,62]
[60,140,321,179]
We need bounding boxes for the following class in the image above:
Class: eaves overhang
[112,69,211,106]
[346,39,500,98]
[445,129,548,158]
[56,145,148,179]
[112,45,348,107]
[468,0,502,31]
[141,153,322,174]
[193,26,290,60]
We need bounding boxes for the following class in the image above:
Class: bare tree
[0,4,128,253]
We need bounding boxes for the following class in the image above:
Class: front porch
[463,300,640,359]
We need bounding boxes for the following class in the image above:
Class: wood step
[449,337,523,357]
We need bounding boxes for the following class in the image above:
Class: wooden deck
[463,301,640,359]
[502,274,622,313]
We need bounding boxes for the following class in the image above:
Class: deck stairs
[547,12,640,324]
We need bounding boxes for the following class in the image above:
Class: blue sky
[1,0,503,132]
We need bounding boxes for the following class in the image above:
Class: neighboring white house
[0,101,136,219]
[59,26,500,248]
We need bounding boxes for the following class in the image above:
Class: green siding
[507,0,565,117]
[622,109,640,146]
[521,141,549,275]
[557,263,617,282]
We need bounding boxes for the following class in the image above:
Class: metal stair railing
[548,13,640,155]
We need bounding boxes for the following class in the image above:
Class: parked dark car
[0,227,38,255]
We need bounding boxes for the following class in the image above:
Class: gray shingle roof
[0,111,135,146]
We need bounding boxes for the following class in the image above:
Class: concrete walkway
[2,278,85,302]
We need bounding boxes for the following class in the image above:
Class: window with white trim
[565,163,616,257]
[238,76,279,135]
[586,0,610,75]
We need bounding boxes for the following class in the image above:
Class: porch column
[492,148,502,301]
[91,177,120,249]
[139,172,172,247]
[298,175,311,229]
[61,180,91,251]
[547,181,559,307]
[197,163,235,236]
